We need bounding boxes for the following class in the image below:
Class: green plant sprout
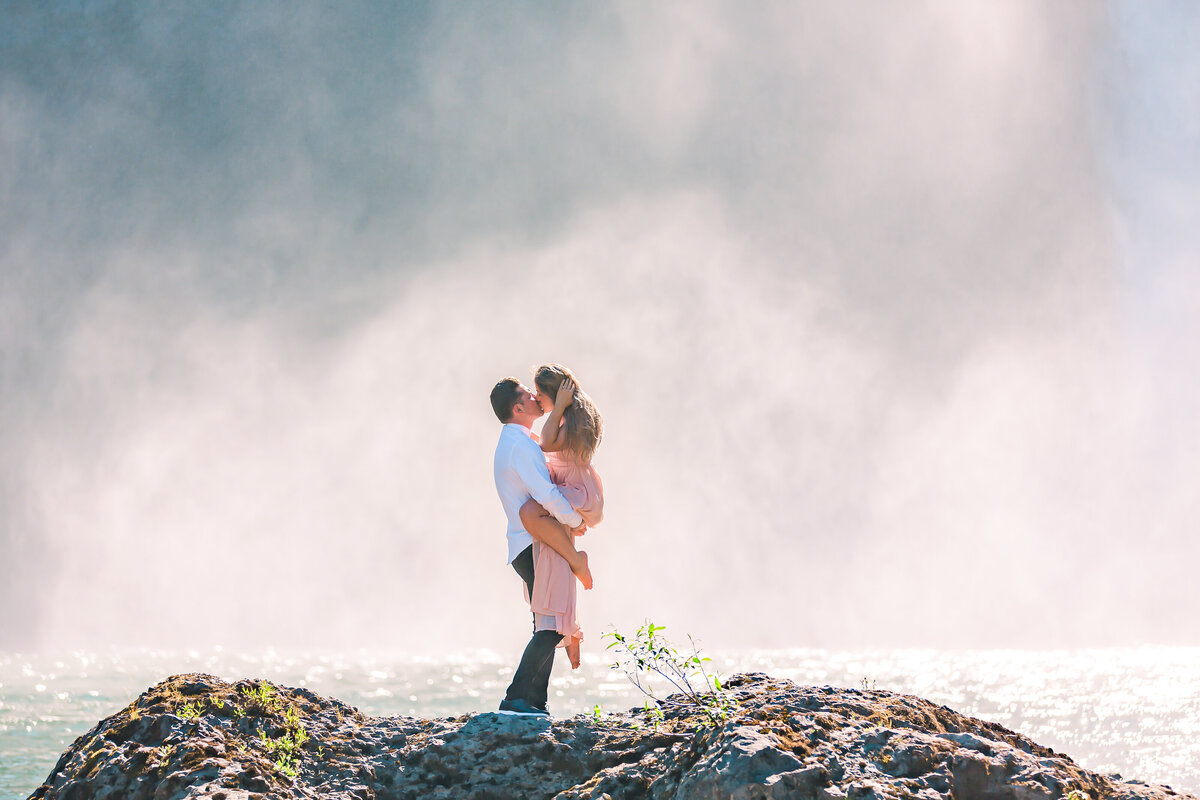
[239,685,311,781]
[644,699,665,727]
[156,743,174,773]
[261,722,309,779]
[239,682,282,713]
[603,622,735,727]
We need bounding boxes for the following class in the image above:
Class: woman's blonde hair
[534,364,603,464]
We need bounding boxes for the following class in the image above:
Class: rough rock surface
[29,672,1194,800]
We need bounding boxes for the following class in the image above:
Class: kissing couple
[489,364,605,716]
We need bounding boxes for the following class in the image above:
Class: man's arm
[512,440,583,529]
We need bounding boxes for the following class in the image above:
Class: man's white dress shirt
[494,422,583,563]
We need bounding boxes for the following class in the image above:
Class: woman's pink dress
[530,449,604,648]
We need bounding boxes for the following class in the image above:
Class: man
[490,376,590,716]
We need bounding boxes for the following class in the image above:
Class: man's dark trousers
[504,545,563,710]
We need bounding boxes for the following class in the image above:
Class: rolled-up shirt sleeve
[513,440,584,529]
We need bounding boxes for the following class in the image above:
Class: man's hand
[555,379,575,411]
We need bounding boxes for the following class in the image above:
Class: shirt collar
[504,421,533,436]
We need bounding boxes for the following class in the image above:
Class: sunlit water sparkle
[2,647,1197,799]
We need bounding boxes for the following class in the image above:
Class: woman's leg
[520,499,593,589]
[564,638,581,670]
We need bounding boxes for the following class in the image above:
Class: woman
[519,364,604,669]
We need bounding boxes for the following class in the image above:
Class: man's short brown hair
[490,377,521,423]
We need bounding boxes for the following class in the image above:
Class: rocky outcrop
[29,672,1194,800]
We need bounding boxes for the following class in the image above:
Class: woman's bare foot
[566,640,581,669]
[570,550,593,590]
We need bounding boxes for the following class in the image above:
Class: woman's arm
[539,379,574,452]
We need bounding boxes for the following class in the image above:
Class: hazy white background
[2,1,1197,654]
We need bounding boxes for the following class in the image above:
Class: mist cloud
[2,1,1196,651]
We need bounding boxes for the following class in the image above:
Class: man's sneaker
[497,698,549,716]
